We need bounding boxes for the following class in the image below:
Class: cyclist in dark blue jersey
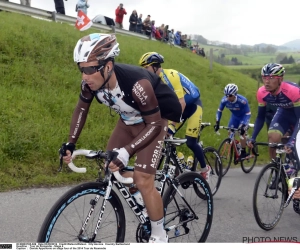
[214,83,251,159]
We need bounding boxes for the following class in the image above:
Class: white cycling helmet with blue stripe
[224,83,238,96]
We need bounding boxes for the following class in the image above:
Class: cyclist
[214,83,251,160]
[60,33,182,243]
[248,63,300,161]
[138,52,211,181]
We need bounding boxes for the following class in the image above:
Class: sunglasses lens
[78,65,98,75]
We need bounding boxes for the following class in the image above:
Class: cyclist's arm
[288,105,300,145]
[124,79,164,156]
[67,82,94,143]
[164,70,185,125]
[241,101,251,126]
[251,106,266,140]
[216,99,226,122]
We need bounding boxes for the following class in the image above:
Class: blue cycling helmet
[224,83,238,96]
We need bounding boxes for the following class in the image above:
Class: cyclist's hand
[168,124,176,135]
[110,148,130,172]
[59,142,75,164]
[247,138,255,148]
[284,143,294,154]
[239,124,247,136]
[214,122,219,132]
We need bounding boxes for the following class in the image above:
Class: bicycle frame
[219,126,256,163]
[71,150,199,241]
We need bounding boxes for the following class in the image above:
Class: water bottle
[129,185,148,217]
[187,156,194,169]
[284,164,295,177]
[177,152,186,168]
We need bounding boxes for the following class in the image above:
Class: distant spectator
[158,24,164,37]
[142,15,151,36]
[115,3,127,29]
[129,10,138,32]
[163,25,169,42]
[20,0,31,6]
[136,14,143,33]
[174,31,181,46]
[168,29,175,47]
[76,0,89,15]
[151,20,157,39]
[198,48,206,57]
[187,36,192,50]
[54,0,66,15]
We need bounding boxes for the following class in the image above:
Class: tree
[276,53,287,63]
[280,56,288,64]
[287,55,295,64]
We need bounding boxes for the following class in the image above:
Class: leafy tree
[276,53,287,63]
[287,55,295,64]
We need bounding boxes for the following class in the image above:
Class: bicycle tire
[37,182,126,242]
[162,172,213,242]
[193,146,222,196]
[240,144,258,173]
[218,138,233,176]
[252,163,288,231]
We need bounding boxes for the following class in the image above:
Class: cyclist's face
[143,65,154,73]
[262,76,282,92]
[78,61,105,90]
[226,95,236,102]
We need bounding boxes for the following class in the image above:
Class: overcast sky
[9,0,300,46]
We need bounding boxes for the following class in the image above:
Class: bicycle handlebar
[216,126,246,140]
[69,149,133,184]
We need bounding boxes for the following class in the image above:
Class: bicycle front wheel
[194,146,222,196]
[218,138,233,176]
[252,163,288,231]
[37,182,126,242]
[163,172,213,242]
[240,144,258,173]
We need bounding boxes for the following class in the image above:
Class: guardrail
[0,1,149,39]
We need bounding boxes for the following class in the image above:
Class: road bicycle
[217,124,257,176]
[158,122,222,196]
[37,145,213,243]
[252,142,300,231]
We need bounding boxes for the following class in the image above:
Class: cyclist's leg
[106,119,136,180]
[183,103,208,172]
[268,108,294,160]
[134,119,168,242]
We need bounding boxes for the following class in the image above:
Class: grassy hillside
[0,12,269,192]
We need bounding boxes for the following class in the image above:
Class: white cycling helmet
[74,33,120,63]
[224,83,238,96]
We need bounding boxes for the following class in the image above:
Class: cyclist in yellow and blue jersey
[138,52,211,181]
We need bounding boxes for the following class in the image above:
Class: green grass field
[0,12,270,192]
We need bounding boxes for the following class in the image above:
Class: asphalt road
[0,166,299,243]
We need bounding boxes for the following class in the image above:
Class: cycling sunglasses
[226,94,234,97]
[262,76,281,80]
[77,64,104,75]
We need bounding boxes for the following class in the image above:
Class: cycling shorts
[268,108,296,136]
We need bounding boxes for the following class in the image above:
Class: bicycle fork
[78,179,114,242]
